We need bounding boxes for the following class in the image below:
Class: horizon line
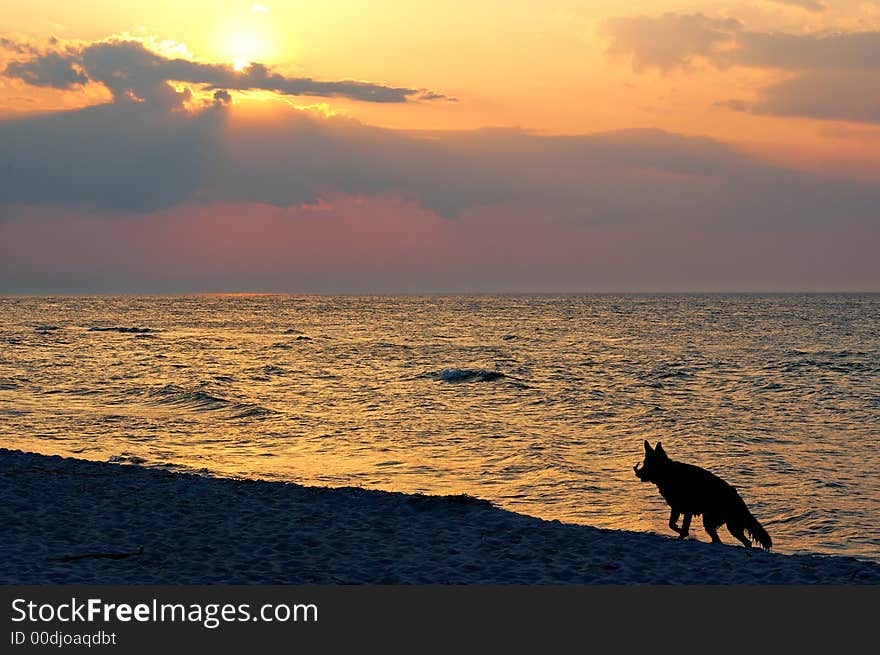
[1,290,879,297]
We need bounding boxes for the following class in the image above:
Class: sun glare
[212,6,279,73]
[228,31,262,71]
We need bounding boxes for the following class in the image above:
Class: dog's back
[654,459,742,517]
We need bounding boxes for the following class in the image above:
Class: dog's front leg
[678,513,692,540]
[668,509,682,535]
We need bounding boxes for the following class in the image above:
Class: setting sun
[212,5,277,71]
[226,30,264,71]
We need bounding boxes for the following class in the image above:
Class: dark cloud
[1,101,878,230]
[731,32,880,123]
[0,103,222,211]
[601,13,880,123]
[416,91,457,102]
[0,36,40,54]
[212,89,232,108]
[3,51,88,88]
[733,31,880,71]
[738,71,880,124]
[2,38,451,106]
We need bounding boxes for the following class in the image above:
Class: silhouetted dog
[634,440,771,549]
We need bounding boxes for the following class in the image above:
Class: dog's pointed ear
[655,442,666,458]
[644,440,653,454]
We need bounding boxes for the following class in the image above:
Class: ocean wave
[764,353,878,374]
[108,454,146,465]
[640,363,697,381]
[88,326,155,334]
[270,336,311,349]
[230,406,275,419]
[139,384,229,410]
[45,387,100,396]
[260,365,288,376]
[374,342,412,350]
[128,384,276,419]
[34,325,60,332]
[427,368,507,383]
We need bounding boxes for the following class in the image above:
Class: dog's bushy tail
[745,510,772,550]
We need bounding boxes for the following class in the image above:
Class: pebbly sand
[2,448,878,584]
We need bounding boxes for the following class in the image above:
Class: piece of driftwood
[49,546,144,562]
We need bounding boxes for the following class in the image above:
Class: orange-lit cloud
[600,14,742,73]
[602,14,880,73]
[601,13,880,123]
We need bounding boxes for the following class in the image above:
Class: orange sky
[1,1,879,292]
[3,1,880,174]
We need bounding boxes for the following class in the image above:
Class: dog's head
[633,440,668,483]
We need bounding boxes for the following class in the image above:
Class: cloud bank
[0,101,877,291]
[601,13,880,123]
[2,100,878,219]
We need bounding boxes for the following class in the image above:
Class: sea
[1,294,878,562]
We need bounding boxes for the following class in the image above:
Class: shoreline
[2,448,878,584]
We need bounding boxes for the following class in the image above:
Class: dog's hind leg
[678,513,692,540]
[703,516,723,544]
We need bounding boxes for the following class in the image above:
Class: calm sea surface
[1,295,878,561]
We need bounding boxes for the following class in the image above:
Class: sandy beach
[2,448,878,584]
